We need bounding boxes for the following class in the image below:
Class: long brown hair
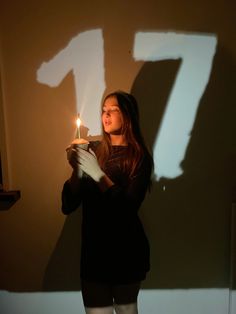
[97,90,153,179]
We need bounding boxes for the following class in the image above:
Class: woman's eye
[102,108,120,114]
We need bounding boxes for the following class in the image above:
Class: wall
[0,0,235,313]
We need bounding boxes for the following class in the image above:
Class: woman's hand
[66,144,84,178]
[78,148,105,182]
[66,145,78,169]
[67,145,114,189]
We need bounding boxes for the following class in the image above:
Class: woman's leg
[113,282,140,314]
[114,303,138,314]
[81,281,114,313]
[85,306,114,314]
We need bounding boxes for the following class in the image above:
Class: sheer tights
[85,302,138,314]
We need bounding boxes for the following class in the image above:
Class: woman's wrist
[92,169,105,183]
[97,174,114,192]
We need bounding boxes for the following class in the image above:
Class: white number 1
[37,29,105,135]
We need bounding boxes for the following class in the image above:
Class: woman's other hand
[78,148,105,182]
[66,144,85,178]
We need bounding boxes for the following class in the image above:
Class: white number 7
[134,32,217,180]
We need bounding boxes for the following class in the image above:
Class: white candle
[76,114,81,139]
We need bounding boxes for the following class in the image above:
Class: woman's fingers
[88,148,96,157]
[77,147,94,162]
[66,146,80,168]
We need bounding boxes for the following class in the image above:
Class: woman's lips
[104,120,111,126]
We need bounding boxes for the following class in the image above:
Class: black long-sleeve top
[61,143,152,284]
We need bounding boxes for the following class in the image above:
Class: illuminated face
[102,96,123,135]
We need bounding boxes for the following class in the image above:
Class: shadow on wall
[43,209,82,291]
[43,44,236,291]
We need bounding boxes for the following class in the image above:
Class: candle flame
[76,117,81,128]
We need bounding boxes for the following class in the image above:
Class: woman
[62,91,153,314]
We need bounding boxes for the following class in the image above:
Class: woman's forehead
[103,96,119,107]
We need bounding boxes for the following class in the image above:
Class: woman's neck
[110,134,127,146]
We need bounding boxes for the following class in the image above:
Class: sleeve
[61,179,83,215]
[102,154,153,215]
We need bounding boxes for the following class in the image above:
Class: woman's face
[102,96,124,135]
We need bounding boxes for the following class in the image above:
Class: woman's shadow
[43,208,82,291]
